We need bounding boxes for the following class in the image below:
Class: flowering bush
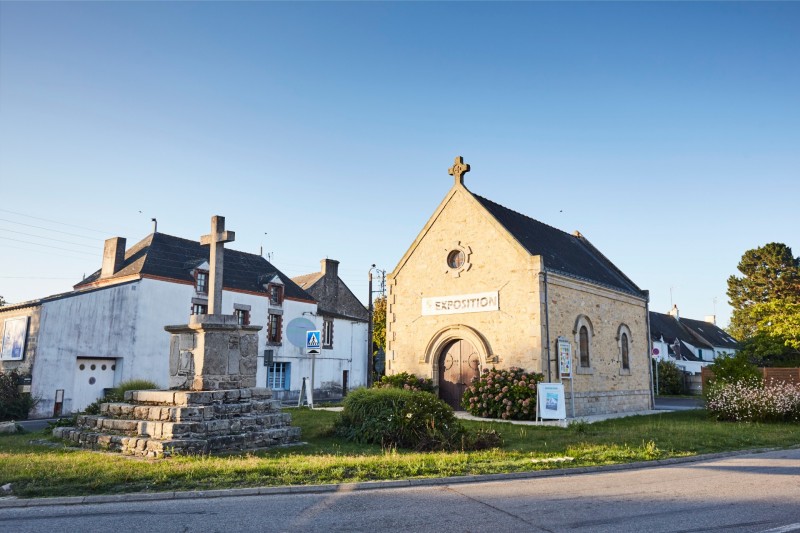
[462,367,544,420]
[374,372,435,393]
[706,378,800,422]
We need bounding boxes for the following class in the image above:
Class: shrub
[334,387,501,451]
[706,378,800,422]
[653,359,685,395]
[707,352,762,385]
[0,371,37,421]
[374,372,435,393]
[462,367,544,420]
[81,378,159,415]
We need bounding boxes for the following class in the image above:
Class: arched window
[579,326,590,367]
[621,333,630,370]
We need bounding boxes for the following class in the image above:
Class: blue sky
[1,2,798,329]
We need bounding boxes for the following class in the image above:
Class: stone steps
[55,387,301,458]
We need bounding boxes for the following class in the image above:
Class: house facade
[386,158,653,416]
[650,306,739,375]
[291,258,370,397]
[0,230,356,417]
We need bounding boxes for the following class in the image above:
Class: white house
[649,306,739,375]
[0,230,362,417]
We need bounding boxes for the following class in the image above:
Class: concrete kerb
[0,446,790,509]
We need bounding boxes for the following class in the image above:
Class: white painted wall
[27,275,366,417]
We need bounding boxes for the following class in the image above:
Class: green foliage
[727,243,800,341]
[372,295,386,352]
[334,387,501,451]
[738,332,800,368]
[374,371,435,393]
[462,367,544,420]
[707,351,762,385]
[81,378,159,415]
[0,371,37,421]
[653,360,685,395]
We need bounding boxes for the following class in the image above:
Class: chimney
[101,237,127,278]
[321,258,339,279]
[668,304,679,319]
[704,315,716,325]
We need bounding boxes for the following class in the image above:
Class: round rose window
[447,250,465,269]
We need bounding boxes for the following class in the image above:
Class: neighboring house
[0,230,351,417]
[387,158,653,416]
[291,259,370,397]
[649,306,739,375]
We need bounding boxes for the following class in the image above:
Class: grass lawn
[1,408,799,499]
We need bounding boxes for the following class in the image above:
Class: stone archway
[438,339,481,410]
[424,325,490,410]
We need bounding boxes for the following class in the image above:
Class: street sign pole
[306,330,321,409]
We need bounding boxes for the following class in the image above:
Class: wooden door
[438,339,480,410]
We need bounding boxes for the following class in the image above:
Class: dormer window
[268,284,283,306]
[196,270,209,294]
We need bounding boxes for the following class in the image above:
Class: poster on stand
[537,382,566,420]
[1,316,28,361]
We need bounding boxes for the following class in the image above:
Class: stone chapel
[386,157,653,416]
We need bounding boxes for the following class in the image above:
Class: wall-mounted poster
[537,382,566,420]
[557,337,572,378]
[1,316,28,361]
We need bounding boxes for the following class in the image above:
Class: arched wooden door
[438,339,480,410]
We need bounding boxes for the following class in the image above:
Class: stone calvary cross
[200,215,235,315]
[448,155,470,186]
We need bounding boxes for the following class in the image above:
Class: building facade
[386,158,653,416]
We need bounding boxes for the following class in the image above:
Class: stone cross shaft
[448,156,470,186]
[200,215,235,315]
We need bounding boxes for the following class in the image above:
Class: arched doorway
[438,339,481,410]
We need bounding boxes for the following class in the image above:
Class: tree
[372,295,386,353]
[727,243,800,340]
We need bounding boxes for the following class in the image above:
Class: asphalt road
[654,396,705,410]
[2,448,799,533]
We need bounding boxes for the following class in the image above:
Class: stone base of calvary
[54,216,301,457]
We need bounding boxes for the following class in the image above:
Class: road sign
[306,330,321,355]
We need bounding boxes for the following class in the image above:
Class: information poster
[1,316,28,361]
[557,338,572,378]
[537,382,567,420]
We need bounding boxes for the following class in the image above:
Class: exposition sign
[421,291,499,316]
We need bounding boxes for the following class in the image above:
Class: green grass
[1,409,799,499]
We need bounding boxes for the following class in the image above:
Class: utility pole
[367,265,376,387]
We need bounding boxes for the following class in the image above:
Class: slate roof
[649,311,739,354]
[472,194,644,296]
[291,269,368,322]
[680,317,740,350]
[74,233,314,302]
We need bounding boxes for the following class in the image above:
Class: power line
[0,217,101,241]
[0,208,135,236]
[0,236,97,256]
[0,228,99,249]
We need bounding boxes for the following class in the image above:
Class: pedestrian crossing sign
[306,330,321,354]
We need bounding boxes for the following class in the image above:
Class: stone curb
[0,446,790,509]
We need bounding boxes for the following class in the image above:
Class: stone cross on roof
[448,156,470,186]
[200,215,235,315]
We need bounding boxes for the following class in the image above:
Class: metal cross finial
[448,156,470,186]
[200,215,235,315]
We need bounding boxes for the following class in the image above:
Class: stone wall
[387,188,543,380]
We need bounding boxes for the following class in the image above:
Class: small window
[192,303,208,315]
[447,250,465,269]
[196,270,209,294]
[267,313,282,344]
[322,318,334,348]
[268,284,283,306]
[621,333,630,370]
[267,362,289,390]
[579,326,590,368]
[234,308,250,326]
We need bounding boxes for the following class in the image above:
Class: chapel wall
[545,274,651,415]
[387,189,544,381]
